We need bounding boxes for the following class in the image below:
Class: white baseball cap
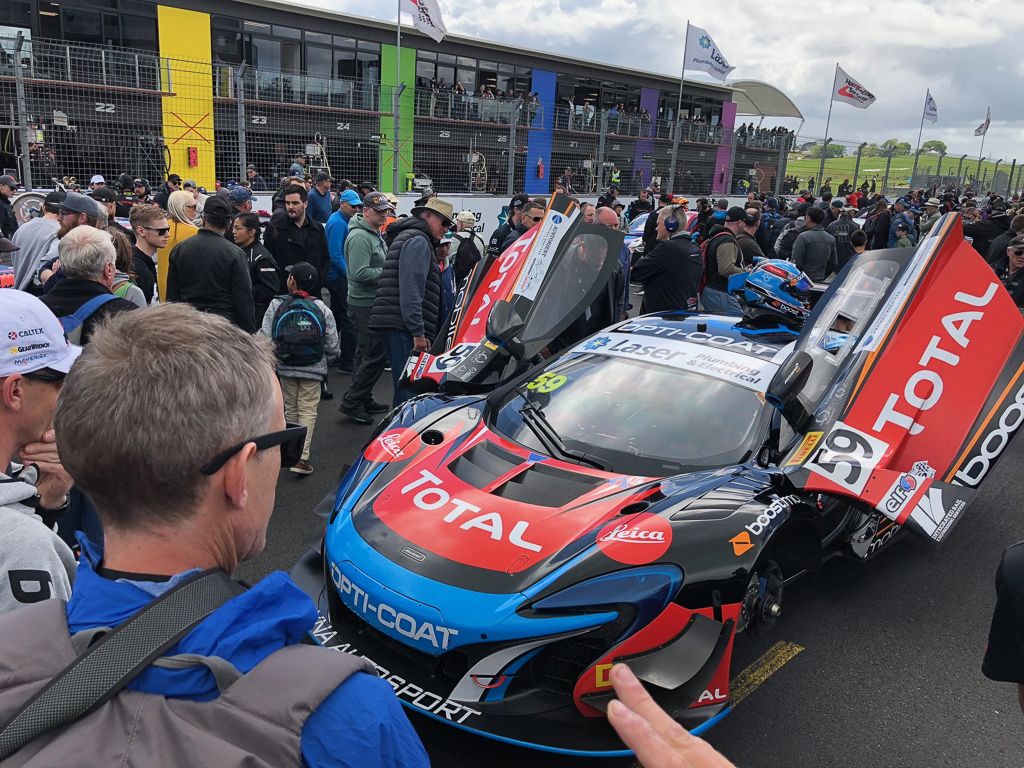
[0,289,82,377]
[89,174,105,185]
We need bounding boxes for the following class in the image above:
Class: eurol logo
[596,513,672,565]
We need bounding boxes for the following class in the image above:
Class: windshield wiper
[517,391,611,471]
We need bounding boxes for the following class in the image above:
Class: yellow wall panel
[157,7,214,189]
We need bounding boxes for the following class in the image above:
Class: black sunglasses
[200,423,307,475]
[23,368,66,384]
[526,215,543,223]
[141,226,171,235]
[1013,249,1024,256]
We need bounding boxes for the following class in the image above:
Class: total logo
[364,428,417,463]
[596,513,672,565]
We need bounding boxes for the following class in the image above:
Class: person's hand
[19,429,73,508]
[412,335,430,352]
[607,664,735,768]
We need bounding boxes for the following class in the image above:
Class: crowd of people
[1,156,1024,767]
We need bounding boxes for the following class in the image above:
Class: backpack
[59,294,120,345]
[863,213,879,237]
[452,232,482,284]
[111,276,134,299]
[698,230,733,293]
[271,295,326,366]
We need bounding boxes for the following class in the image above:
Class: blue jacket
[325,210,352,281]
[67,538,429,768]
[307,187,333,225]
[887,211,917,248]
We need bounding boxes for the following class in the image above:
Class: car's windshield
[492,353,770,476]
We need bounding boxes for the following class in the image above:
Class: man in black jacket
[992,235,1024,308]
[487,194,529,262]
[641,192,674,254]
[127,203,166,304]
[500,199,545,253]
[631,205,703,313]
[39,226,137,345]
[151,174,182,210]
[166,196,255,332]
[965,202,1012,259]
[263,185,330,289]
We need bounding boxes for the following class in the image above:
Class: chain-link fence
[7,34,1013,202]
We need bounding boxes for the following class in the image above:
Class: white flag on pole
[923,90,938,123]
[831,66,876,109]
[975,107,991,136]
[683,25,735,82]
[407,0,447,43]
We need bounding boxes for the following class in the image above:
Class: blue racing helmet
[728,259,813,327]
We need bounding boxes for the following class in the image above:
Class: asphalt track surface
[238,367,1024,768]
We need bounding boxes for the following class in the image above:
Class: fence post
[816,136,832,194]
[882,151,894,195]
[506,100,520,197]
[234,65,247,181]
[936,152,945,177]
[993,159,1002,193]
[956,154,968,183]
[851,142,867,189]
[596,110,608,192]
[1006,160,1016,197]
[393,83,405,195]
[13,34,32,192]
[667,117,681,194]
[774,138,786,196]
[910,148,922,188]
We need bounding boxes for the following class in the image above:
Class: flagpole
[667,20,690,192]
[910,91,927,188]
[977,130,987,186]
[816,62,837,194]
[392,0,402,194]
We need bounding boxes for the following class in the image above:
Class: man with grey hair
[0,305,429,766]
[39,225,137,345]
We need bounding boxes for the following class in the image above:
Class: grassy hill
[784,152,1011,192]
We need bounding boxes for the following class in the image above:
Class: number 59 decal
[526,372,567,394]
[805,422,888,495]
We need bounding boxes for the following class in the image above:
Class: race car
[291,212,1024,755]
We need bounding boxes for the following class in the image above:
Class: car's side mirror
[486,300,526,360]
[766,350,813,410]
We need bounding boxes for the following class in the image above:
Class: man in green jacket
[339,191,394,423]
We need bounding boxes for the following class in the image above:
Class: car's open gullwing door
[404,193,623,391]
[777,213,1024,542]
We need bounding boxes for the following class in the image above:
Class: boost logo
[364,428,417,463]
[596,513,672,565]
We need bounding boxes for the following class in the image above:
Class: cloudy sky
[306,0,1021,161]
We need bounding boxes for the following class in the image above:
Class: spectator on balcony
[246,165,270,191]
[289,153,307,178]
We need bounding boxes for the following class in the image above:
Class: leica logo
[378,432,404,459]
[599,523,666,544]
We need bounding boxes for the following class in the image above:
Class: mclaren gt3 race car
[292,212,1024,755]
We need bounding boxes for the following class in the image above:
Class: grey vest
[369,218,442,340]
[0,600,373,767]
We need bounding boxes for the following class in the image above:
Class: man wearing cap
[88,175,106,191]
[986,215,1024,265]
[919,197,943,237]
[450,210,485,286]
[356,181,376,201]
[289,153,307,178]
[246,165,269,192]
[0,175,19,239]
[132,178,151,204]
[12,190,63,292]
[0,290,79,614]
[307,173,334,225]
[38,191,102,286]
[488,193,529,261]
[370,197,453,405]
[886,198,917,249]
[701,207,748,316]
[339,191,394,423]
[501,198,546,253]
[992,235,1024,307]
[965,200,1012,258]
[89,186,134,243]
[223,187,254,246]
[642,192,675,254]
[39,225,137,345]
[793,206,838,282]
[153,174,183,210]
[324,189,363,374]
[625,190,653,224]
[166,195,255,332]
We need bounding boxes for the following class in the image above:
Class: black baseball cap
[167,174,182,184]
[202,196,234,218]
[357,181,376,191]
[314,171,333,183]
[658,192,673,203]
[44,190,66,211]
[724,206,749,222]
[509,193,530,211]
[89,187,119,203]
[286,262,319,291]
